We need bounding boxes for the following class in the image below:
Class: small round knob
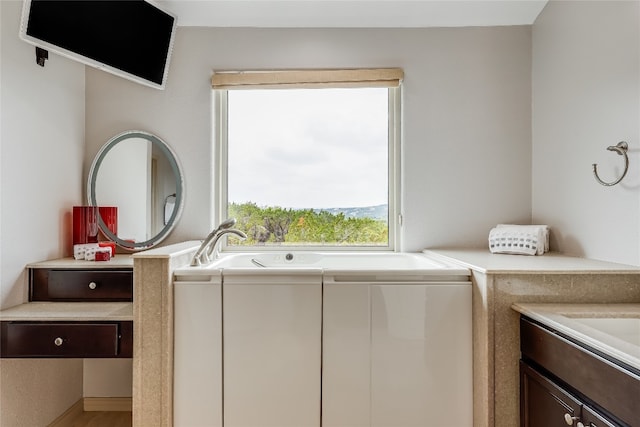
[88,282,97,290]
[54,337,63,346]
[564,413,579,425]
[577,422,585,427]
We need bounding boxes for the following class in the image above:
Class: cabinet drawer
[0,321,132,358]
[30,269,132,301]
[521,317,640,426]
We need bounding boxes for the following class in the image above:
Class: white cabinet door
[322,283,371,427]
[174,277,223,427]
[371,284,472,427]
[323,280,472,427]
[223,272,323,427]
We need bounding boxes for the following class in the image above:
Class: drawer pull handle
[88,282,97,290]
[54,337,64,346]
[564,413,580,425]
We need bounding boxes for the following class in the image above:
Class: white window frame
[213,71,402,252]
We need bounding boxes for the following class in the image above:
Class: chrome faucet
[190,218,247,266]
[206,228,247,262]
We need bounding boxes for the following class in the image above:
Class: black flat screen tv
[19,0,177,90]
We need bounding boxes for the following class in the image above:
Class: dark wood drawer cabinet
[30,268,133,301]
[0,321,132,358]
[520,316,640,427]
[0,256,134,359]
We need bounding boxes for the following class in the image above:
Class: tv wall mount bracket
[35,47,48,67]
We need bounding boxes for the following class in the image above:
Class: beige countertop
[0,302,133,321]
[512,302,640,372]
[423,249,640,274]
[26,254,133,269]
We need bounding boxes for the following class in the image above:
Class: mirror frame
[87,130,185,251]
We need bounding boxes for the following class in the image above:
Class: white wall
[0,1,85,425]
[532,0,640,264]
[85,26,533,252]
[1,1,85,309]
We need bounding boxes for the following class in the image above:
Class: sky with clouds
[227,87,389,210]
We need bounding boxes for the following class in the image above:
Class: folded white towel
[497,224,549,253]
[489,225,549,256]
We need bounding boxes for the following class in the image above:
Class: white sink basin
[570,317,640,347]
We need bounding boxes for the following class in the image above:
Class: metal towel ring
[592,141,629,186]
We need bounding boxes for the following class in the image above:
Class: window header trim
[211,68,404,90]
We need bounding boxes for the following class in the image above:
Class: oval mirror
[87,130,184,251]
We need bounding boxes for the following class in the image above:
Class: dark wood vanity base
[0,320,132,358]
[0,257,134,359]
[520,316,640,427]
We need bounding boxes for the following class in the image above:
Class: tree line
[228,202,387,245]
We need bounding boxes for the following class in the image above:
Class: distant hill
[313,204,388,222]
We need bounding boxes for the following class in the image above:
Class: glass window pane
[226,87,390,247]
